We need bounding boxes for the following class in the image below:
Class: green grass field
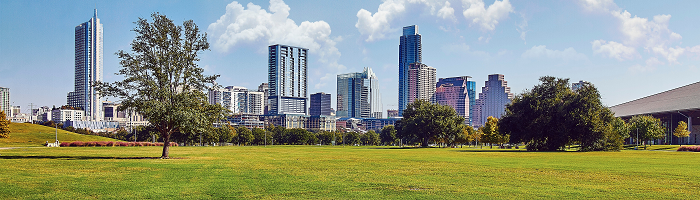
[0,123,121,147]
[1,145,698,199]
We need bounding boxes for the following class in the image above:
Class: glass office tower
[68,9,103,121]
[337,67,382,118]
[398,25,421,116]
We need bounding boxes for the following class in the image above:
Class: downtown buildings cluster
[0,11,516,133]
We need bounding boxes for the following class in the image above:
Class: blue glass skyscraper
[398,25,421,116]
[466,80,476,126]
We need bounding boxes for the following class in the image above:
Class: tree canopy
[628,115,665,148]
[0,111,9,138]
[397,99,465,147]
[96,13,228,158]
[674,121,691,145]
[499,76,627,151]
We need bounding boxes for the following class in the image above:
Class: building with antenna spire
[67,9,103,121]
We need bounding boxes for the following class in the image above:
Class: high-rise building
[466,80,476,126]
[572,80,590,91]
[435,76,472,125]
[268,44,308,115]
[387,109,399,118]
[0,87,9,117]
[257,83,269,114]
[407,62,436,104]
[398,25,422,116]
[473,74,513,127]
[337,67,383,118]
[209,86,265,115]
[68,9,103,121]
[309,92,332,116]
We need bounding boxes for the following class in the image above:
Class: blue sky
[2,0,700,115]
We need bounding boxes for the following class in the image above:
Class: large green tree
[379,125,398,146]
[398,99,465,147]
[96,13,228,158]
[500,76,626,151]
[0,111,9,138]
[629,115,665,148]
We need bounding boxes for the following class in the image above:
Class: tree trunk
[422,137,429,147]
[161,135,170,159]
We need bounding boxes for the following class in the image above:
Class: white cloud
[516,12,528,44]
[628,64,655,73]
[462,0,513,31]
[437,1,456,21]
[651,46,685,64]
[581,0,690,64]
[522,45,587,61]
[591,40,639,61]
[611,11,681,49]
[355,0,455,42]
[629,57,663,73]
[208,0,346,77]
[578,0,617,12]
[442,42,490,58]
[315,73,335,89]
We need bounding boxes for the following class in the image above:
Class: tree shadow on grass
[367,147,434,150]
[0,155,185,160]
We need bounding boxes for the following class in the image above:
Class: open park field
[1,145,699,199]
[1,123,120,147]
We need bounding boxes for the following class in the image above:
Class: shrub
[96,141,108,147]
[677,146,700,152]
[105,141,115,147]
[116,142,128,147]
[70,141,85,147]
[60,142,69,147]
[86,141,98,147]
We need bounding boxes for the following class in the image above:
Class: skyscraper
[435,76,472,125]
[309,92,332,116]
[398,25,421,116]
[268,44,308,115]
[337,67,382,118]
[572,80,590,91]
[0,87,9,117]
[407,62,436,104]
[68,9,103,121]
[473,74,513,127]
[466,80,476,126]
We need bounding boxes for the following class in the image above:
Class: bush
[677,146,700,152]
[70,141,85,147]
[60,142,69,147]
[96,141,108,147]
[86,141,97,147]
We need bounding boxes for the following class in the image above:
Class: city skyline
[3,0,700,117]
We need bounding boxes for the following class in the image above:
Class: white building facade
[268,44,308,115]
[52,109,85,122]
[209,86,265,115]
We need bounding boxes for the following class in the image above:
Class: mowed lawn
[0,146,699,199]
[1,123,121,147]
